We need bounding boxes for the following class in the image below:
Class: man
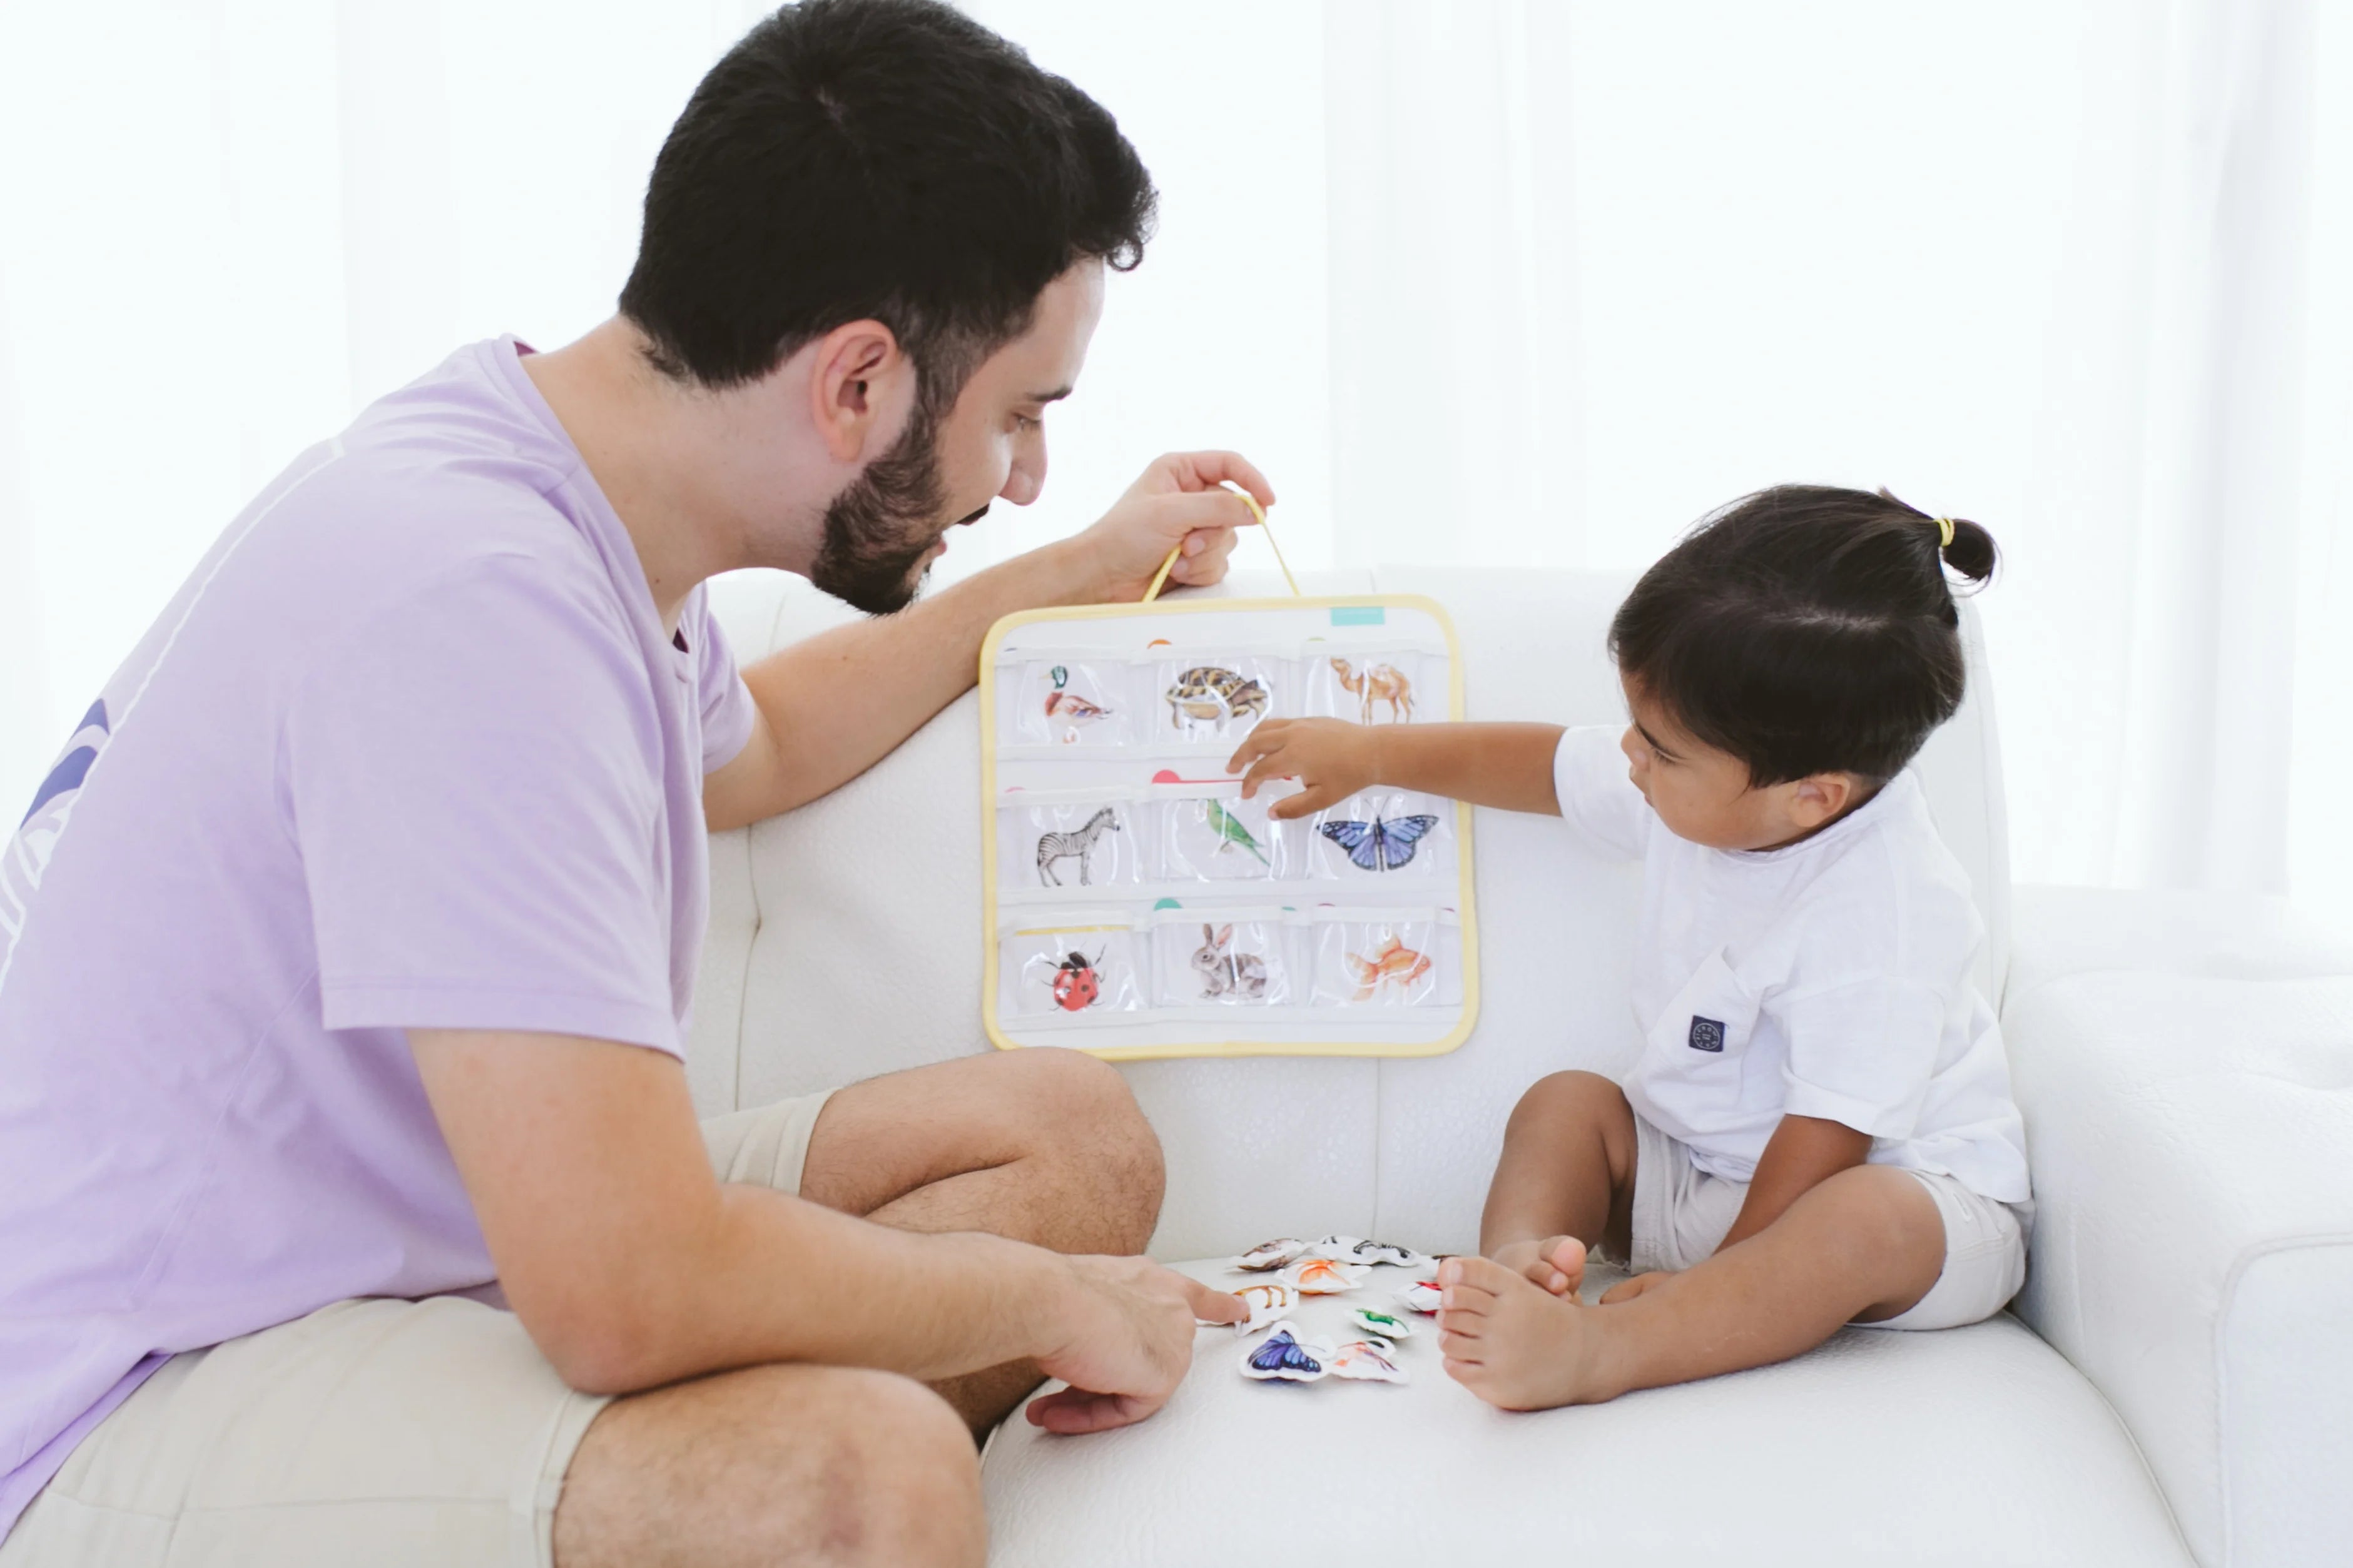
[0,4,1258,1564]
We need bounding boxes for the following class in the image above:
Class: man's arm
[1715,1112,1873,1250]
[410,1028,1233,1426]
[704,451,1272,832]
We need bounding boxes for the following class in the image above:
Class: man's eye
[1014,414,1040,433]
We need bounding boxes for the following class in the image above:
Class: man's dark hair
[1608,485,2000,786]
[620,0,1155,406]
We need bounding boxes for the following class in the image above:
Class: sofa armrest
[2004,887,2353,1568]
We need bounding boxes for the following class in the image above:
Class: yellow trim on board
[978,593,1481,1061]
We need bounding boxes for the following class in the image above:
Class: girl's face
[1617,675,1867,852]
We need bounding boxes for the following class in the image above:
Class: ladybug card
[980,595,1478,1060]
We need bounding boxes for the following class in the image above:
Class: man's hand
[1226,717,1381,819]
[1024,1257,1244,1435]
[1069,451,1275,602]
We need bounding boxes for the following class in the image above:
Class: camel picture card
[979,595,1480,1060]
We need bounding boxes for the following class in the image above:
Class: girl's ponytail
[1934,515,1998,588]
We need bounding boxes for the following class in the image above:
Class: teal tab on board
[1330,606,1386,627]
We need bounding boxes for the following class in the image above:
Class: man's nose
[1001,443,1046,507]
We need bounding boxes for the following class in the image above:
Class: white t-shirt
[1552,726,2030,1205]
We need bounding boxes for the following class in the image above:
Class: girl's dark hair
[620,0,1156,407]
[1607,485,1998,786]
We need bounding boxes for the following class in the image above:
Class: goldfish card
[980,595,1478,1060]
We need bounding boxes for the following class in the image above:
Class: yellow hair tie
[1141,486,1299,602]
[1934,516,1956,550]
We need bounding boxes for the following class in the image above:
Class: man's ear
[1787,772,1856,829]
[807,320,913,464]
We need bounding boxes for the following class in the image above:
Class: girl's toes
[1443,1255,1519,1300]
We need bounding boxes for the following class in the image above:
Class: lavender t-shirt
[0,338,755,1535]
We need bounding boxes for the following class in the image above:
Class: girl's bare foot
[1489,1235,1588,1297]
[1437,1255,1623,1411]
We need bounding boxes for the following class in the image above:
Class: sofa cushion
[981,1260,2192,1567]
[2005,944,2353,1568]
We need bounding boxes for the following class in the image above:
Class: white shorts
[0,1089,837,1568]
[1627,1112,2027,1331]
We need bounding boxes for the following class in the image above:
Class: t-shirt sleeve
[287,554,683,1054]
[1551,725,1652,859]
[689,595,756,776]
[1772,976,1948,1139]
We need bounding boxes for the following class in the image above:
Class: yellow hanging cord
[1141,487,1299,602]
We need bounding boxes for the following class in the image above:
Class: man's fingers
[1025,1387,1156,1435]
[1185,1279,1248,1325]
[1152,450,1275,506]
[1170,526,1241,584]
[1151,490,1259,540]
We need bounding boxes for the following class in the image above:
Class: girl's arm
[1226,718,1567,820]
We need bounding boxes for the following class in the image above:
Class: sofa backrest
[691,565,2011,1260]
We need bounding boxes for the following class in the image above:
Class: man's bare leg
[555,1363,983,1568]
[1478,1070,1639,1298]
[1440,1163,1947,1410]
[792,1046,1164,1432]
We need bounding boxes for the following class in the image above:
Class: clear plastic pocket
[1307,790,1451,881]
[1309,916,1445,1006]
[1006,660,1132,747]
[1305,651,1427,726]
[1005,925,1147,1017]
[1152,919,1295,1007]
[1152,655,1286,743]
[1000,798,1139,889]
[1152,793,1296,883]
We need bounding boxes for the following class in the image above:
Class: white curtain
[1317,0,2352,898]
[3,1,2347,906]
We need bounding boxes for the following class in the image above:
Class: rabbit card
[980,594,1478,1060]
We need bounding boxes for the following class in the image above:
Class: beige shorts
[0,1088,836,1568]
[1628,1112,2027,1331]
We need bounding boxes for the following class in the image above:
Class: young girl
[1225,485,2031,1411]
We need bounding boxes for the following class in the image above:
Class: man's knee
[560,1365,983,1568]
[819,1372,987,1567]
[1005,1047,1164,1243]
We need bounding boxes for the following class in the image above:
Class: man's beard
[808,400,952,615]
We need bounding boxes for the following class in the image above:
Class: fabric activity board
[980,595,1478,1060]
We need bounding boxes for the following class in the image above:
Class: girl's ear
[1789,772,1858,828]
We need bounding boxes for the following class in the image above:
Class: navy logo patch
[1688,1016,1726,1053]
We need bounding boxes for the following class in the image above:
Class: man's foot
[1436,1255,1621,1411]
[1488,1235,1588,1297]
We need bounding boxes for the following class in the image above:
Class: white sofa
[692,565,2353,1567]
